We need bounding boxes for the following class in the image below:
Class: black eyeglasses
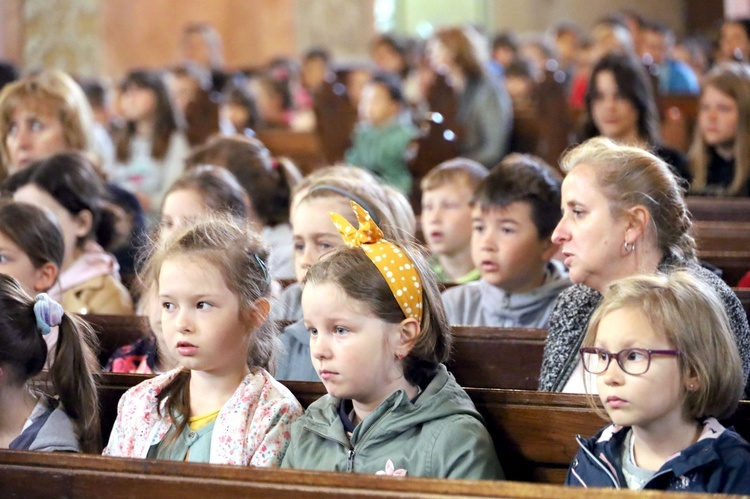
[579,347,680,376]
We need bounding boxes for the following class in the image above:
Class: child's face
[698,85,739,148]
[119,85,157,122]
[421,183,474,258]
[0,231,53,295]
[471,202,554,293]
[220,103,250,132]
[291,197,350,283]
[594,307,689,433]
[160,188,209,243]
[13,184,89,271]
[302,281,403,409]
[159,255,251,377]
[5,107,68,172]
[358,82,399,126]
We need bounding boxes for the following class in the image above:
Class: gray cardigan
[538,256,750,392]
[457,73,513,168]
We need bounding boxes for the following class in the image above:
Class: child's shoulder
[247,369,304,413]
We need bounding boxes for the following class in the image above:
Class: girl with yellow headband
[282,201,504,480]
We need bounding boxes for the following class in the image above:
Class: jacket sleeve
[80,276,134,315]
[713,446,750,494]
[249,397,304,467]
[430,415,505,480]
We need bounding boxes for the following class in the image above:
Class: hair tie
[33,293,64,336]
[309,185,381,226]
[330,201,423,323]
[254,254,271,286]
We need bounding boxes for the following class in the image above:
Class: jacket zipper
[347,448,355,472]
[576,435,621,488]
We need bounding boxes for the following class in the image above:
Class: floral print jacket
[103,368,303,466]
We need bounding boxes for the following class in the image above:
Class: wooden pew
[687,196,750,224]
[255,130,327,175]
[90,374,750,486]
[83,314,150,368]
[657,95,698,153]
[449,326,546,389]
[0,449,698,499]
[87,315,546,391]
[693,220,750,286]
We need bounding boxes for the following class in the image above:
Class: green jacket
[281,365,504,480]
[344,115,417,194]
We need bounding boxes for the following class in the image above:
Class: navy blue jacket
[566,419,750,494]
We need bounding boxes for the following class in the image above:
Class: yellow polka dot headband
[330,201,423,323]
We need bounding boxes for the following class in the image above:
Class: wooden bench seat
[0,448,702,498]
[95,374,750,485]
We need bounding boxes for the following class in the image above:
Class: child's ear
[685,373,700,393]
[73,209,94,239]
[32,262,59,293]
[539,238,558,261]
[396,317,420,357]
[250,297,271,330]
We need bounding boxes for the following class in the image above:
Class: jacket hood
[51,241,121,298]
[301,364,485,446]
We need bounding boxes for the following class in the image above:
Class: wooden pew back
[88,316,546,391]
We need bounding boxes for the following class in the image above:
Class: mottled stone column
[22,0,101,76]
[294,0,374,60]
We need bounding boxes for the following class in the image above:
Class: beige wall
[490,0,687,36]
[0,0,715,78]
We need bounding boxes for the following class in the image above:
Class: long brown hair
[114,69,184,162]
[0,274,100,452]
[688,62,750,195]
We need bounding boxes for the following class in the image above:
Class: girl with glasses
[567,271,750,493]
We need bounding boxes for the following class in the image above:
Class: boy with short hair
[420,158,488,284]
[442,154,570,328]
[345,73,417,194]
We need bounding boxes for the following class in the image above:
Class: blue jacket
[566,419,750,494]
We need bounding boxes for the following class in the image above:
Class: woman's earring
[687,383,695,390]
[623,240,635,254]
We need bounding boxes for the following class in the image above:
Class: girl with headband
[0,275,100,453]
[282,201,504,479]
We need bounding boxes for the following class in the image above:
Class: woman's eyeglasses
[579,347,680,376]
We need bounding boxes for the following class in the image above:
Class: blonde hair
[561,137,696,260]
[420,157,488,192]
[688,62,750,196]
[0,70,95,176]
[583,271,744,420]
[295,175,411,244]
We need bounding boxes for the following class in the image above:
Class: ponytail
[48,312,101,453]
[0,277,100,453]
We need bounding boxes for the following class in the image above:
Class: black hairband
[307,185,381,226]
